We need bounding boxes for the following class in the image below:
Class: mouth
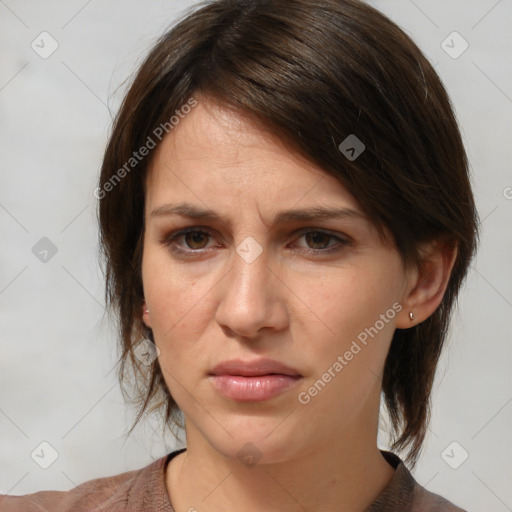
[208,358,302,402]
[209,358,302,378]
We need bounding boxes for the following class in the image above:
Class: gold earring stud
[409,311,414,321]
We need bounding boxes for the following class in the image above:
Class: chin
[205,423,303,467]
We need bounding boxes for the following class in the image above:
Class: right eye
[163,228,218,255]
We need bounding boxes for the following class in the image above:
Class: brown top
[0,448,467,511]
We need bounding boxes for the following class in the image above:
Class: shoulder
[411,483,468,512]
[366,450,468,512]
[0,450,178,512]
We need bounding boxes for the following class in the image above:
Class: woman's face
[141,98,413,464]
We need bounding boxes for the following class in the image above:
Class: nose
[214,243,288,339]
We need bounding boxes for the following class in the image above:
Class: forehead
[145,98,362,215]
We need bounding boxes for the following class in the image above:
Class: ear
[142,301,152,328]
[396,240,458,328]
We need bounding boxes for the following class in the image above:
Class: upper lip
[209,358,302,377]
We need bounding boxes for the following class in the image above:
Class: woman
[0,0,478,510]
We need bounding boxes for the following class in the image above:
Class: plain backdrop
[0,1,511,511]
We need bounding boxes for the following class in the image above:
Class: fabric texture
[0,448,467,511]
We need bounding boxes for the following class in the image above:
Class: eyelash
[162,227,350,257]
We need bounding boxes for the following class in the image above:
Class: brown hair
[97,0,479,468]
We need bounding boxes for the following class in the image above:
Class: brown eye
[182,230,210,249]
[292,229,350,255]
[163,228,216,254]
[304,231,332,250]
[163,227,349,258]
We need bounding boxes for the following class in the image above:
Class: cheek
[300,263,399,338]
[292,259,401,381]
[141,254,211,372]
[143,249,213,327]
[295,279,396,425]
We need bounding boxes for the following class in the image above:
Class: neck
[166,423,395,512]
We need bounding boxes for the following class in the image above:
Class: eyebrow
[150,202,366,226]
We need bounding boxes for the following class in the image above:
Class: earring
[145,308,150,314]
[409,311,415,321]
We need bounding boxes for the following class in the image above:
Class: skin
[141,97,457,512]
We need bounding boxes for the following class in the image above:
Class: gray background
[0,1,511,510]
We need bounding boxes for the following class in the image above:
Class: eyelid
[293,227,351,244]
[162,224,351,240]
[162,226,352,255]
[162,227,219,250]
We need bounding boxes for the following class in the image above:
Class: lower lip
[209,374,302,402]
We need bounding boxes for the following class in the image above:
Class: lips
[208,358,303,402]
[209,358,302,377]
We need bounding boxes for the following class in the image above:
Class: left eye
[164,228,348,254]
[294,230,339,250]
